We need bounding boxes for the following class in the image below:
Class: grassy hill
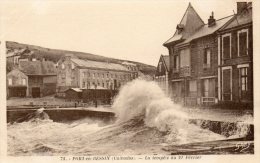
[6,41,156,75]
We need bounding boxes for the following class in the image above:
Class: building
[6,47,33,66]
[163,3,233,105]
[217,2,253,104]
[7,60,57,98]
[154,55,170,94]
[65,88,83,101]
[56,54,137,97]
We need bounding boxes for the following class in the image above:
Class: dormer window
[176,24,184,34]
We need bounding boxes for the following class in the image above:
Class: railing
[202,97,216,105]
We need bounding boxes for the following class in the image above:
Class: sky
[0,0,241,66]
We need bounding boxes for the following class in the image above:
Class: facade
[7,60,57,98]
[56,54,138,97]
[7,69,28,98]
[163,3,235,105]
[154,55,170,94]
[217,2,253,104]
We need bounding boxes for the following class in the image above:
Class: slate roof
[219,3,252,31]
[164,3,205,45]
[19,61,57,76]
[176,15,233,46]
[71,58,129,71]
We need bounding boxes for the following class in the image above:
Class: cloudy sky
[1,0,241,65]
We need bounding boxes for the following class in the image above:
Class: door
[32,87,41,98]
[222,69,231,101]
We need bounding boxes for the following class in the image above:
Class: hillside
[6,41,156,75]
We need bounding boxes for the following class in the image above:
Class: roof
[122,61,136,66]
[220,3,252,31]
[176,15,233,46]
[164,3,204,45]
[71,58,129,71]
[19,61,57,76]
[65,88,82,92]
[6,48,31,58]
[162,55,170,71]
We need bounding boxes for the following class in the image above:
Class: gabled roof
[19,61,57,76]
[164,3,204,46]
[219,3,252,31]
[162,55,170,71]
[176,15,233,46]
[71,58,129,71]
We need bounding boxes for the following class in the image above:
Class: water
[7,79,251,156]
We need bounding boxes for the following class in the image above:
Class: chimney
[237,2,247,14]
[208,12,216,27]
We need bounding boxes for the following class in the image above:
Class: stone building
[56,54,138,97]
[154,55,170,94]
[163,3,233,105]
[217,2,253,104]
[7,60,57,98]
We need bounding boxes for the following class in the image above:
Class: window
[22,79,26,85]
[222,34,231,59]
[203,49,211,68]
[71,63,75,69]
[83,82,86,88]
[61,63,65,69]
[173,55,179,70]
[8,78,12,85]
[203,79,209,97]
[238,29,248,56]
[240,67,248,91]
[189,80,197,96]
[93,73,95,78]
[180,48,190,67]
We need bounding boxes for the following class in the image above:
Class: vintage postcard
[0,0,260,163]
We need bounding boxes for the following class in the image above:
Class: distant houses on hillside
[6,46,148,102]
[159,2,253,106]
[7,60,57,98]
